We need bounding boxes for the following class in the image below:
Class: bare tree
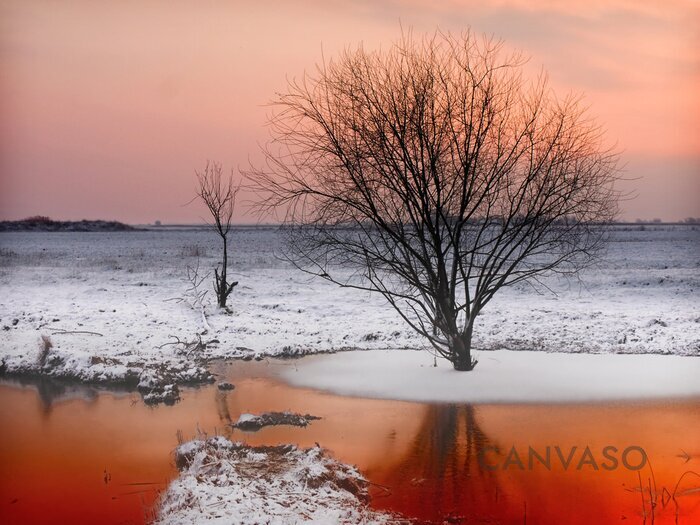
[196,161,240,309]
[248,31,620,370]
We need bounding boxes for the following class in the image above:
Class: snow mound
[279,349,700,403]
[155,437,399,524]
[231,411,322,431]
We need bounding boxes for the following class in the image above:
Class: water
[1,360,699,524]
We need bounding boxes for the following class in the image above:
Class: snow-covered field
[0,225,698,397]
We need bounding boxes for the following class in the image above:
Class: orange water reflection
[366,403,700,524]
[0,361,698,524]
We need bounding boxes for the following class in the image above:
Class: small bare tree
[196,161,240,309]
[248,30,620,370]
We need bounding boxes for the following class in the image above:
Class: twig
[158,335,187,349]
[367,480,392,496]
[51,328,104,337]
[638,471,647,525]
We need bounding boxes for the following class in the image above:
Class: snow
[278,349,700,403]
[0,225,698,397]
[235,413,257,424]
[155,437,397,524]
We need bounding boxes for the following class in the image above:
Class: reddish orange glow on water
[365,403,700,524]
[1,361,699,524]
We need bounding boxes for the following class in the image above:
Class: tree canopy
[248,30,620,370]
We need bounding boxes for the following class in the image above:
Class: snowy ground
[155,437,400,525]
[0,225,698,397]
[278,349,700,404]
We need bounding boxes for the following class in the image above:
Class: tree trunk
[451,323,476,371]
[218,235,228,308]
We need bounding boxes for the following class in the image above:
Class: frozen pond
[1,358,699,524]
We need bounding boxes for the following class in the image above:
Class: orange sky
[1,0,698,223]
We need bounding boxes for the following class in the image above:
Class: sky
[1,0,698,224]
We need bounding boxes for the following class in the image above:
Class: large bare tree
[248,31,620,370]
[196,161,240,309]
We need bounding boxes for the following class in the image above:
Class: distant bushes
[0,217,136,232]
[24,215,53,223]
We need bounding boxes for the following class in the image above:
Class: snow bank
[0,338,213,405]
[279,349,700,403]
[155,437,398,525]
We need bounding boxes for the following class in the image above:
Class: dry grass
[179,244,208,258]
[38,334,53,367]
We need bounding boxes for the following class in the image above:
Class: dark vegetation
[0,216,136,232]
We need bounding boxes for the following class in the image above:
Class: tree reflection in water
[2,376,102,416]
[370,403,507,523]
[215,389,233,425]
